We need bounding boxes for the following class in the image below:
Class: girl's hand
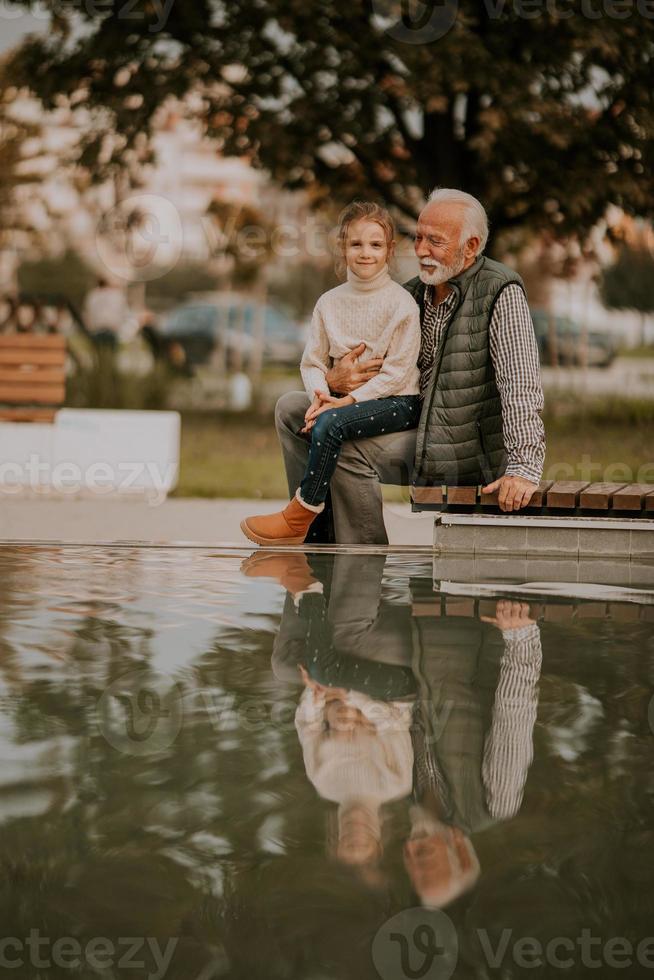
[304,393,323,420]
[300,393,323,433]
[312,393,355,419]
[301,391,355,432]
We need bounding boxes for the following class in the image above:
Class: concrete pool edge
[434,513,654,560]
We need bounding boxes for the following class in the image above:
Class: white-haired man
[275,188,546,545]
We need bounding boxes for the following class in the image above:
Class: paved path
[0,497,436,547]
[541,356,654,399]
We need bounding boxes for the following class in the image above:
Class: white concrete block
[0,423,55,489]
[0,409,180,502]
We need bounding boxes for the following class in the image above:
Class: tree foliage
[17,247,96,309]
[5,1,654,242]
[599,242,654,344]
[599,243,654,315]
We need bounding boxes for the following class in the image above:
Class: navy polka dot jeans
[299,395,422,507]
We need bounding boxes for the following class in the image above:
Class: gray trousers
[275,390,418,545]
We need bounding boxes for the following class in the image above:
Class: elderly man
[275,188,546,545]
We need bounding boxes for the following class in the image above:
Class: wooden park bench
[0,334,66,422]
[412,481,654,518]
[412,593,654,624]
[0,329,180,500]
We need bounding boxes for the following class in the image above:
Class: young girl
[295,674,415,875]
[241,201,421,545]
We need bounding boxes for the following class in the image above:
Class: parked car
[157,297,303,372]
[531,310,616,368]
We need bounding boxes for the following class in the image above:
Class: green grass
[542,395,654,483]
[616,345,654,359]
[174,411,289,499]
[174,396,654,499]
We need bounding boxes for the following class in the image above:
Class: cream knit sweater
[300,263,422,403]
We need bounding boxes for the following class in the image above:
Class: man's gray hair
[427,188,489,255]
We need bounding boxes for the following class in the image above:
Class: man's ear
[465,236,480,260]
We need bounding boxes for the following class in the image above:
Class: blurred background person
[82,278,137,350]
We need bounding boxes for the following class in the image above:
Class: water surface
[0,545,653,979]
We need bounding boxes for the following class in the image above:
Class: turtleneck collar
[346,263,392,293]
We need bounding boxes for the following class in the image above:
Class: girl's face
[344,219,393,279]
[337,803,382,866]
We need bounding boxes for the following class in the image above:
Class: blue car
[531,310,616,368]
[159,297,303,371]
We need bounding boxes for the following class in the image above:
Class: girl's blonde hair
[336,201,395,277]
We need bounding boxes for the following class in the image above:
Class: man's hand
[325,342,384,395]
[481,474,537,512]
[301,392,354,432]
[480,599,535,631]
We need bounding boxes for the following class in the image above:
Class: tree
[4,3,653,245]
[17,248,96,310]
[599,243,654,347]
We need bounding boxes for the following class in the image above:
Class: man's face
[404,825,480,907]
[414,203,479,286]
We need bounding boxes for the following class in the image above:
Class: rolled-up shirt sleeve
[489,284,546,484]
[482,622,542,821]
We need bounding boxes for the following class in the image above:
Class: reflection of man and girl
[243,551,543,908]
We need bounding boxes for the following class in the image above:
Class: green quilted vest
[403,255,526,486]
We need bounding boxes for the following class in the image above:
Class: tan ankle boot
[240,491,323,546]
[240,551,317,592]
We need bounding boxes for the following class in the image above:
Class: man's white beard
[418,248,467,286]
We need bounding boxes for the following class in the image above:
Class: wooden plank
[575,602,608,619]
[478,599,499,618]
[480,480,553,508]
[609,602,640,621]
[0,383,65,403]
[612,484,654,511]
[0,334,65,349]
[646,492,654,513]
[526,480,554,508]
[446,486,478,506]
[412,486,445,505]
[0,407,57,422]
[411,601,442,617]
[546,481,590,509]
[444,597,476,617]
[0,349,66,366]
[0,368,64,384]
[579,483,628,509]
[544,603,574,621]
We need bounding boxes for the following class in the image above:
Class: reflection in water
[265,553,542,906]
[0,545,651,979]
[288,555,417,880]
